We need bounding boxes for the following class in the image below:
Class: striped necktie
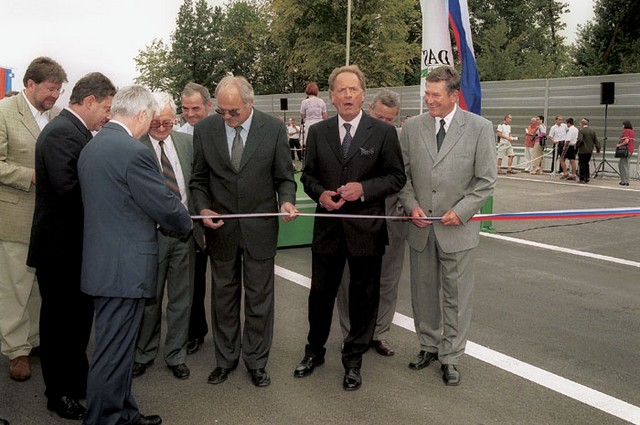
[159,140,181,198]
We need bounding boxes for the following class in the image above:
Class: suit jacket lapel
[171,131,192,182]
[345,112,373,162]
[326,117,343,163]
[240,110,263,171]
[435,108,466,164]
[16,94,42,140]
[138,134,158,166]
[418,114,438,163]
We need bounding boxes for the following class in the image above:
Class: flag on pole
[448,0,482,114]
[420,0,481,114]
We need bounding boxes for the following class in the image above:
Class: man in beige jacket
[0,57,67,381]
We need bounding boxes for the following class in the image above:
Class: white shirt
[548,123,568,143]
[225,109,254,156]
[566,126,579,146]
[497,123,512,144]
[150,134,188,208]
[22,91,51,130]
[178,122,194,135]
[338,110,363,144]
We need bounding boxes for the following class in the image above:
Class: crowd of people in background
[497,113,634,185]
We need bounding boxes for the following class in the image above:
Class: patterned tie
[436,119,446,151]
[231,126,243,171]
[159,140,181,198]
[342,123,352,159]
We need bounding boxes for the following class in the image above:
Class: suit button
[428,210,433,214]
[432,190,436,193]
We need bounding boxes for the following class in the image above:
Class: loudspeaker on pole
[600,82,615,105]
[280,98,288,111]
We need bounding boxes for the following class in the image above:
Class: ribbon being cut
[192,207,640,222]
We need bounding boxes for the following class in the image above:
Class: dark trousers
[37,263,93,400]
[84,297,145,425]
[210,247,275,370]
[578,152,592,181]
[289,138,302,160]
[306,249,381,369]
[188,248,209,342]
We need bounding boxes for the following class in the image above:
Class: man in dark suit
[576,118,601,183]
[133,92,195,380]
[294,65,406,391]
[190,76,296,388]
[78,85,192,425]
[27,72,116,420]
[398,66,496,386]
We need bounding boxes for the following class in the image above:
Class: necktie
[436,119,446,151]
[231,126,243,171]
[342,123,352,159]
[159,140,181,198]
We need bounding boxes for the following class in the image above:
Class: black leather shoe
[132,362,150,378]
[249,368,271,387]
[293,355,324,378]
[168,363,190,379]
[47,395,86,420]
[0,418,8,425]
[208,366,235,385]
[371,340,395,356]
[133,414,162,425]
[408,350,438,370]
[343,367,361,391]
[186,338,202,355]
[441,364,461,386]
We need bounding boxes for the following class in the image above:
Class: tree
[133,39,171,91]
[573,0,640,75]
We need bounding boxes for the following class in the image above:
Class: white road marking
[274,257,640,424]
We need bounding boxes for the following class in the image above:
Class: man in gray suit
[0,57,67,382]
[398,66,496,386]
[190,76,296,388]
[337,89,407,357]
[133,92,195,380]
[79,85,192,425]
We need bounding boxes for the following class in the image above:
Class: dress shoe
[9,356,30,381]
[293,355,324,378]
[408,350,438,370]
[167,363,190,379]
[343,367,361,391]
[133,414,162,425]
[249,368,271,387]
[47,395,86,420]
[371,340,395,357]
[0,418,8,425]
[186,338,202,355]
[132,362,150,378]
[208,366,235,385]
[441,364,461,386]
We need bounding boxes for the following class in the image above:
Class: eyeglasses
[45,87,64,96]
[215,103,248,117]
[149,120,174,129]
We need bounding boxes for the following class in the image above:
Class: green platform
[277,172,315,247]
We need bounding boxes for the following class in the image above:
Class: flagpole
[346,0,352,65]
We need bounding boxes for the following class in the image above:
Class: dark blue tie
[342,123,352,159]
[436,119,446,151]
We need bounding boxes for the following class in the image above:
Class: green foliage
[573,0,640,75]
[133,39,171,91]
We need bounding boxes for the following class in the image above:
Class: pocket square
[360,147,374,156]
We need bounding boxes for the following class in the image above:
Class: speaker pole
[592,103,619,178]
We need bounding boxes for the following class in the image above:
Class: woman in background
[300,83,327,148]
[617,120,635,186]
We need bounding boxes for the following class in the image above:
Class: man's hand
[409,206,431,228]
[319,190,346,211]
[199,208,224,230]
[336,182,364,202]
[280,202,298,222]
[441,210,462,226]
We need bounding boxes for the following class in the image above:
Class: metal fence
[255,73,640,177]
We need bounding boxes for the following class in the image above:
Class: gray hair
[371,89,400,109]
[110,85,158,119]
[153,91,177,115]
[328,64,366,92]
[215,76,254,104]
[426,66,460,95]
[181,82,211,105]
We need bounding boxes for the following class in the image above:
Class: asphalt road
[1,171,639,424]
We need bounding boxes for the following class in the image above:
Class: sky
[2,0,594,99]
